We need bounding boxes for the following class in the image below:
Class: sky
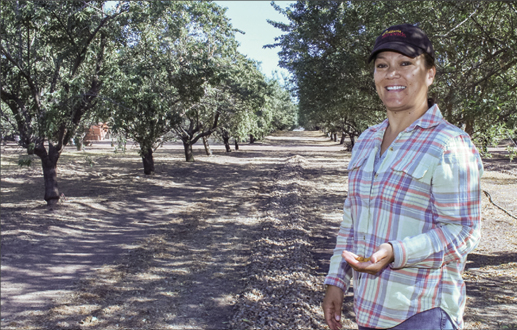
[215,1,296,80]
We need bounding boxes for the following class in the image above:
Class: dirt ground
[1,131,516,329]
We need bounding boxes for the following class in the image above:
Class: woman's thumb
[371,247,387,263]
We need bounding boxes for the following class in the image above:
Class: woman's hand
[342,243,394,275]
[322,285,344,330]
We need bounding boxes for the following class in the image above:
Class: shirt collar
[405,104,443,132]
[369,104,444,133]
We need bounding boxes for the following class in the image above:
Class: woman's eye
[401,61,412,66]
[376,63,387,68]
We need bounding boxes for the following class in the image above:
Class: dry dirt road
[1,131,516,329]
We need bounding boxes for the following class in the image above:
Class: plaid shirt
[324,105,483,329]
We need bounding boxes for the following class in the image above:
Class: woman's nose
[386,67,399,78]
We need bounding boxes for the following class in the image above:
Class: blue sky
[215,1,296,79]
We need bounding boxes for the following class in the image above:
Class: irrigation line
[483,190,517,220]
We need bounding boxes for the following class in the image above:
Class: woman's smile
[385,85,406,91]
[374,51,435,114]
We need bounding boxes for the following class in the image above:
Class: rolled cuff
[389,240,407,269]
[324,276,347,291]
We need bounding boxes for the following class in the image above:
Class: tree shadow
[466,251,517,270]
[3,139,350,328]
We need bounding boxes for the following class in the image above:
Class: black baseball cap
[368,24,434,63]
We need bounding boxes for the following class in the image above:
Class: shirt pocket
[391,156,435,184]
[347,153,369,172]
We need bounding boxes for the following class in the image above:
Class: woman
[322,24,483,330]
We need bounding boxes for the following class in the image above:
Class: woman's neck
[385,101,430,136]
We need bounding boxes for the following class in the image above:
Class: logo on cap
[382,29,406,38]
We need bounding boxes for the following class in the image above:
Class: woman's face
[374,51,435,113]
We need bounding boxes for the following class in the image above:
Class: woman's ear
[427,66,436,86]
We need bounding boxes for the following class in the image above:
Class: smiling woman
[373,51,436,155]
[373,52,435,115]
[322,24,484,330]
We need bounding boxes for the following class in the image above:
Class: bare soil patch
[1,131,516,329]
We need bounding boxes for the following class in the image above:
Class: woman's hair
[423,53,436,108]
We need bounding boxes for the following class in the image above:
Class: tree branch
[437,7,479,37]
[0,43,42,111]
[70,9,125,77]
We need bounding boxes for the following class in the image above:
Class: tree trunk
[340,132,346,144]
[182,139,195,162]
[222,130,231,152]
[202,135,212,156]
[349,133,356,150]
[234,139,239,150]
[465,120,474,137]
[74,136,83,151]
[333,133,337,142]
[142,147,155,175]
[249,134,256,144]
[42,161,59,206]
[224,140,231,152]
[482,138,489,154]
[34,143,61,206]
[445,99,454,123]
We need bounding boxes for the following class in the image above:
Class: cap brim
[368,41,424,63]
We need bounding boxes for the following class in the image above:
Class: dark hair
[423,53,436,108]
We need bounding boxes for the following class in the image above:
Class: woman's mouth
[386,86,406,91]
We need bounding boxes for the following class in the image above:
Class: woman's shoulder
[431,120,475,148]
[428,121,481,165]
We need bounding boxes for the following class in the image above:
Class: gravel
[230,156,328,330]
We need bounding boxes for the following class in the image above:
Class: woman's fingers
[371,243,394,264]
[342,244,394,275]
[342,250,359,265]
[322,285,344,330]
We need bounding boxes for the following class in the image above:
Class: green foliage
[1,0,129,201]
[17,155,37,167]
[269,1,517,143]
[111,134,127,154]
[106,1,251,163]
[84,155,95,167]
[267,78,299,131]
[1,1,125,150]
[213,56,271,144]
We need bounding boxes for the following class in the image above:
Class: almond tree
[107,1,242,166]
[175,54,269,160]
[1,1,127,205]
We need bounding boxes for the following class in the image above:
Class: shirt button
[375,174,379,178]
[389,147,394,151]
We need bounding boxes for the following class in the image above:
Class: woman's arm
[324,198,355,290]
[389,134,483,269]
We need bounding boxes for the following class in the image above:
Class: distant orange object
[84,123,109,141]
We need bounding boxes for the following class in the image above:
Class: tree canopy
[1,1,298,204]
[268,1,517,147]
[1,0,127,204]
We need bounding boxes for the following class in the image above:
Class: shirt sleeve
[389,134,483,269]
[324,198,354,291]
